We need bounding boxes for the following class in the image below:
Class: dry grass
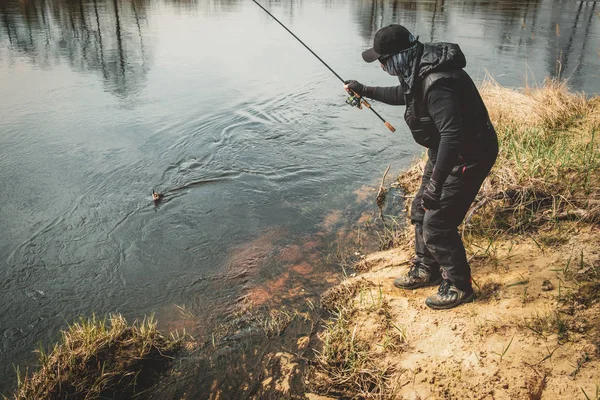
[480,78,589,131]
[11,314,181,400]
[311,286,405,398]
[396,158,426,196]
[311,308,393,398]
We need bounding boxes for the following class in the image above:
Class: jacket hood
[417,42,466,79]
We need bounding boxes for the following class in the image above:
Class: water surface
[1,0,599,395]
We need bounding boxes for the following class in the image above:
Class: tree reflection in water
[2,0,597,96]
[351,0,597,86]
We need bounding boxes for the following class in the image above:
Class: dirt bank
[308,226,599,399]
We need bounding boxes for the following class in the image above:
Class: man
[345,24,498,310]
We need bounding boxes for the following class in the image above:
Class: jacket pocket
[409,117,440,148]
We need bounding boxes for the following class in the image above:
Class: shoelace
[438,279,452,296]
[407,260,422,279]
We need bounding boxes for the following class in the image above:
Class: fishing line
[250,0,396,133]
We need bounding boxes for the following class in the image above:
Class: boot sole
[394,277,442,290]
[425,292,476,310]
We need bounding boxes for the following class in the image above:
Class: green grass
[519,308,571,343]
[492,336,515,363]
[468,124,599,236]
[581,384,600,400]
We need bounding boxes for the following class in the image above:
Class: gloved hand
[344,80,366,96]
[421,179,442,210]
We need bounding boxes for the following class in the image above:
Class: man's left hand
[421,179,442,210]
[344,80,366,96]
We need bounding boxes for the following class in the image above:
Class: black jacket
[363,42,498,186]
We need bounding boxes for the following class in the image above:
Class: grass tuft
[520,309,570,342]
[11,314,181,400]
[311,299,402,398]
[320,278,375,312]
[312,308,391,397]
[311,282,406,398]
[480,77,589,131]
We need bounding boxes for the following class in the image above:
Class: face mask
[381,34,420,90]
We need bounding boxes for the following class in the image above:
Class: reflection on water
[353,0,598,90]
[1,0,598,98]
[0,0,303,98]
[0,0,153,97]
[0,0,599,396]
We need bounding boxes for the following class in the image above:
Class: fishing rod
[250,0,396,133]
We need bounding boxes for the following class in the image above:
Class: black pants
[410,149,496,291]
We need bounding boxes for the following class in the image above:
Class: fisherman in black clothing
[345,24,498,310]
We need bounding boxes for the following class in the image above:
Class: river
[0,0,599,396]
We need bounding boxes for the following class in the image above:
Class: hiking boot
[394,260,442,290]
[425,279,475,310]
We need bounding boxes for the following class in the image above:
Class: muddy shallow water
[0,0,599,395]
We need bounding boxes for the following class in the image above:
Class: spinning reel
[345,91,363,109]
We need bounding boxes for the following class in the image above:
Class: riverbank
[306,80,600,399]
[6,81,599,399]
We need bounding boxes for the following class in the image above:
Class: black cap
[362,24,414,63]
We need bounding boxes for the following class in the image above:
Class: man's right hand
[421,179,442,210]
[344,80,365,97]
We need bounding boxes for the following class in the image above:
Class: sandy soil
[308,225,600,399]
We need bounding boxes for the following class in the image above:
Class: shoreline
[7,80,599,399]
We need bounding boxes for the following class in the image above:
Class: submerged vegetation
[10,314,181,400]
